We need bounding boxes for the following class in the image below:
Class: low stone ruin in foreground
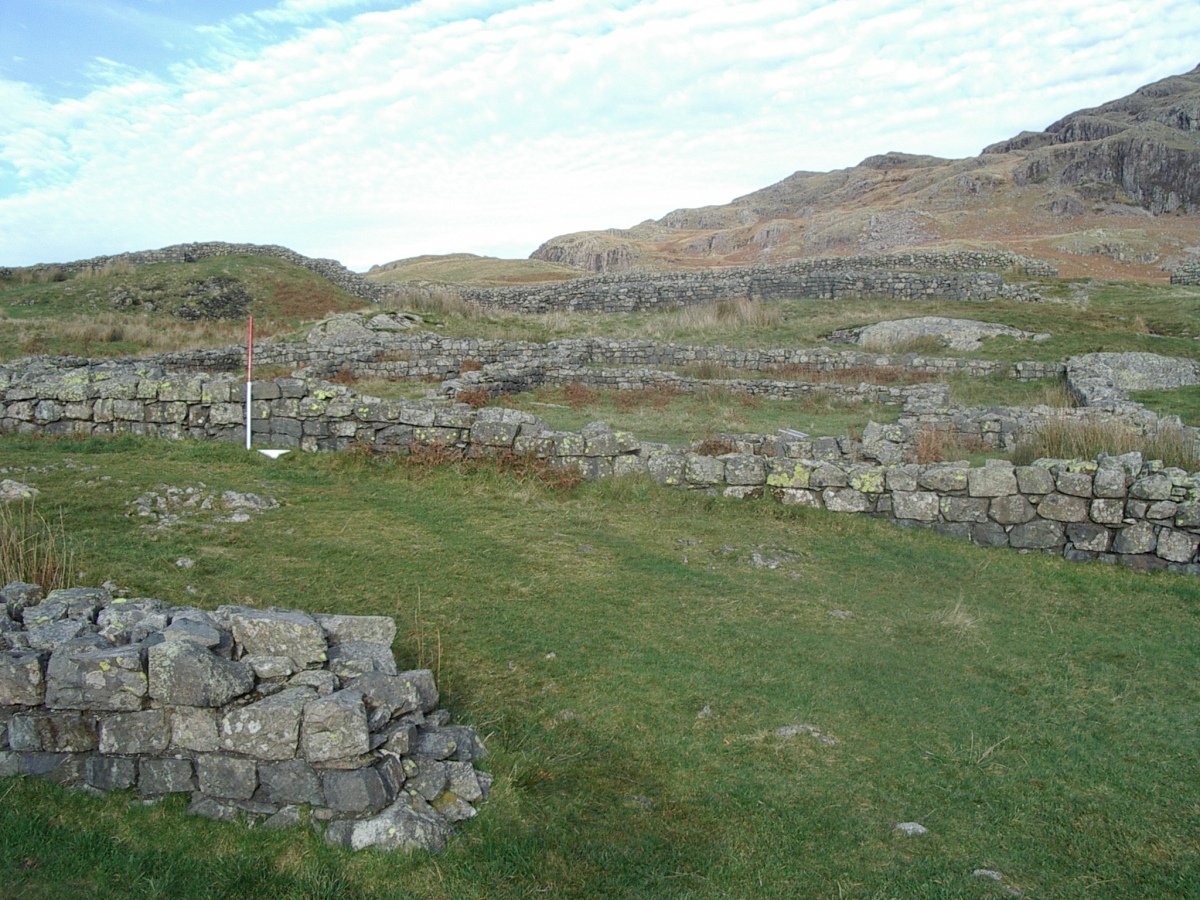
[0,582,489,853]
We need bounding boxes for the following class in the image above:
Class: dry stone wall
[4,355,1200,574]
[1170,260,1200,285]
[0,583,489,852]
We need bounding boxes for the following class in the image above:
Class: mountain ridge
[530,65,1200,278]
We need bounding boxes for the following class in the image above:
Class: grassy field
[2,433,1199,898]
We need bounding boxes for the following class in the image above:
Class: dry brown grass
[693,436,739,456]
[563,383,599,411]
[456,387,494,409]
[1010,417,1200,469]
[0,502,80,591]
[459,358,483,372]
[912,426,992,463]
[614,385,681,412]
[674,297,782,330]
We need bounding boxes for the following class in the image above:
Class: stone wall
[0,584,489,852]
[1170,260,1200,285]
[4,356,1200,574]
[456,268,1010,314]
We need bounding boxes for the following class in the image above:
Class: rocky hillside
[531,65,1200,278]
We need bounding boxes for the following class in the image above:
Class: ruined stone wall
[3,356,1199,574]
[455,268,1010,313]
[1170,260,1200,285]
[0,587,488,852]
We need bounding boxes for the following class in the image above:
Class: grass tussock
[0,502,80,591]
[673,297,782,330]
[1010,417,1200,469]
[911,426,992,464]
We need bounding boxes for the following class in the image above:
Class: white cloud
[1,0,1199,268]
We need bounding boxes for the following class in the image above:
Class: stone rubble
[0,583,489,853]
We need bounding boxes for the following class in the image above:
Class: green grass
[476,384,900,443]
[2,433,1199,898]
[0,257,363,361]
[366,254,588,286]
[1130,385,1200,426]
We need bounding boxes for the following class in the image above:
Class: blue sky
[2,0,1198,270]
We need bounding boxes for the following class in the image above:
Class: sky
[2,1,1198,271]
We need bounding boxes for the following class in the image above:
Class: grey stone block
[99,709,169,755]
[968,465,1017,497]
[148,641,253,708]
[321,767,389,813]
[940,496,988,523]
[301,690,370,763]
[168,706,219,752]
[405,757,449,801]
[1015,466,1054,495]
[220,687,315,760]
[326,642,397,679]
[892,491,940,521]
[9,711,97,752]
[323,794,450,852]
[27,619,98,653]
[138,757,196,795]
[344,672,420,722]
[1157,528,1200,563]
[989,495,1035,525]
[1090,498,1126,525]
[45,643,147,715]
[1067,523,1112,552]
[1129,474,1172,501]
[1036,493,1090,523]
[262,805,303,830]
[230,610,327,668]
[19,752,87,785]
[1113,521,1158,555]
[188,794,240,822]
[413,729,459,761]
[444,761,483,802]
[86,755,138,791]
[722,454,766,486]
[932,522,971,541]
[312,614,397,647]
[1009,520,1065,549]
[823,488,870,513]
[1093,465,1128,498]
[1055,472,1094,498]
[396,670,439,714]
[197,754,258,800]
[258,758,324,806]
[0,649,47,706]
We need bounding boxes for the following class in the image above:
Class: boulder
[230,610,327,667]
[148,641,253,708]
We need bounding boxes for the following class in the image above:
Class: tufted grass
[1009,417,1200,469]
[0,501,81,591]
[1,432,1199,898]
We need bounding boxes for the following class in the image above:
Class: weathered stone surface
[139,757,196,795]
[220,687,315,760]
[26,619,97,652]
[323,793,450,853]
[1037,493,1090,523]
[968,465,1018,498]
[721,454,766,486]
[396,670,439,714]
[1009,520,1066,549]
[1067,523,1112,552]
[0,649,46,706]
[444,760,483,802]
[45,643,147,711]
[9,711,98,752]
[823,488,870,513]
[413,729,458,761]
[1015,466,1055,495]
[1113,522,1158,555]
[168,706,219,752]
[892,491,939,521]
[765,460,811,489]
[1129,474,1173,501]
[1093,465,1129,498]
[312,614,397,646]
[148,641,253,708]
[197,754,258,800]
[917,466,969,493]
[1090,498,1127,525]
[939,496,988,523]
[86,755,138,791]
[247,655,295,680]
[161,618,222,648]
[288,669,339,695]
[301,690,370,763]
[19,752,87,784]
[1055,472,1094,498]
[99,709,169,755]
[326,641,397,678]
[258,758,324,806]
[683,453,724,485]
[1147,500,1178,520]
[262,805,303,830]
[187,794,240,822]
[989,495,1035,525]
[230,610,327,667]
[1156,529,1200,563]
[779,488,820,507]
[322,767,389,813]
[348,672,421,722]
